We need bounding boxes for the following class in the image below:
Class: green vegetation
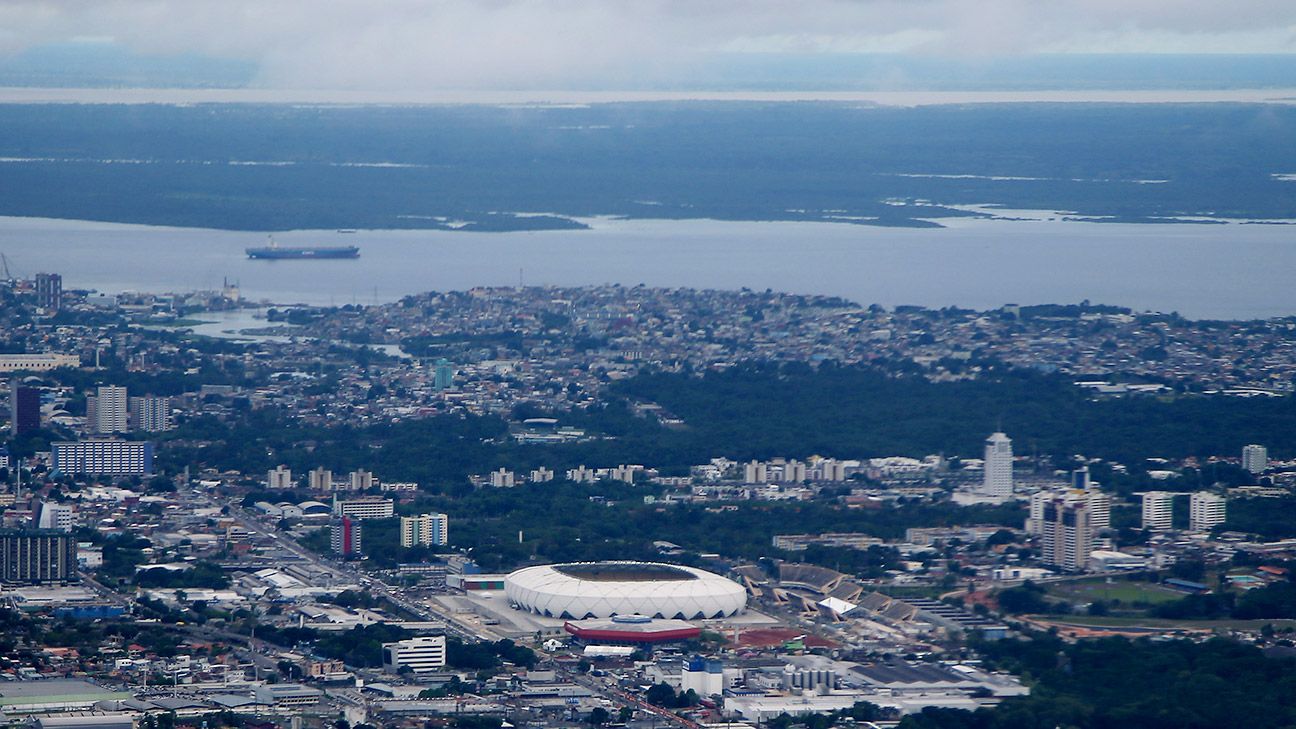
[764,703,886,729]
[291,623,536,672]
[4,103,1296,230]
[1040,615,1296,630]
[1045,578,1182,607]
[615,364,1296,475]
[1151,580,1296,621]
[160,362,1296,500]
[345,518,449,569]
[135,561,231,589]
[339,481,1022,572]
[645,682,700,709]
[1225,496,1296,539]
[899,636,1296,729]
[97,534,151,583]
[1006,560,1296,625]
[314,623,409,667]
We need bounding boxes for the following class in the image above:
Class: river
[3,213,1294,320]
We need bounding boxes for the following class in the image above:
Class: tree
[645,683,676,707]
[996,582,1051,614]
[587,707,610,726]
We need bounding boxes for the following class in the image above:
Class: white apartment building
[331,497,394,520]
[1242,444,1268,475]
[128,395,172,432]
[36,502,75,532]
[983,432,1013,498]
[51,439,152,476]
[1026,487,1110,572]
[567,465,597,483]
[1189,492,1227,532]
[0,353,79,372]
[610,464,643,484]
[814,458,847,482]
[400,513,449,547]
[490,468,516,488]
[382,635,447,674]
[349,469,374,491]
[309,467,333,491]
[1087,491,1111,532]
[268,465,293,489]
[1141,491,1176,531]
[1027,488,1109,534]
[782,460,807,483]
[1038,493,1096,571]
[88,385,128,434]
[530,467,554,483]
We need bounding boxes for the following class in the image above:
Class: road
[567,671,702,729]
[206,492,483,642]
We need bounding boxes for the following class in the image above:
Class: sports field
[1046,578,1183,605]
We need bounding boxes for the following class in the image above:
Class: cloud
[0,0,1294,89]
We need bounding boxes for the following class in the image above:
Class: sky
[0,0,1295,90]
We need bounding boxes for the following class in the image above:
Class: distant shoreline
[3,213,1295,320]
[2,86,1296,107]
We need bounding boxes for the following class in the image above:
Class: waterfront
[5,213,1295,319]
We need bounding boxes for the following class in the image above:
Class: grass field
[1046,578,1183,606]
[877,585,949,600]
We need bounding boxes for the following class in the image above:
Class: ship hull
[246,246,360,260]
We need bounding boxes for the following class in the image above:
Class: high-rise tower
[983,432,1013,498]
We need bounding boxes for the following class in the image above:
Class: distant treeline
[613,363,1296,466]
[899,636,1296,729]
[0,103,1294,229]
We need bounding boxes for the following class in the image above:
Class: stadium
[505,561,747,620]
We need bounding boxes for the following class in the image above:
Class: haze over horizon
[1,1,1295,91]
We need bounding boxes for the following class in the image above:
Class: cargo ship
[246,236,360,260]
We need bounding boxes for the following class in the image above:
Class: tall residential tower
[983,432,1013,498]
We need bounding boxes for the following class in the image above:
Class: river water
[3,214,1294,320]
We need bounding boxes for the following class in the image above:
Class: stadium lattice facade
[505,561,746,620]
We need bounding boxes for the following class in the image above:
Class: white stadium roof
[505,561,746,620]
